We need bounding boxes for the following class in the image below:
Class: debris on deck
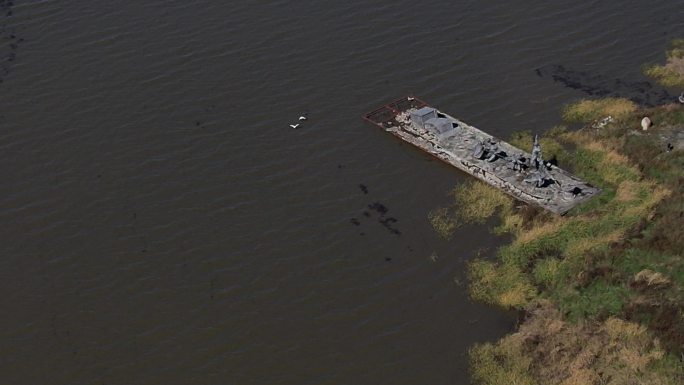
[363,97,600,215]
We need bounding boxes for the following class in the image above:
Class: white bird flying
[678,92,684,104]
[290,123,300,129]
[299,115,308,121]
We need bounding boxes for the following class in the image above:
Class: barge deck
[363,97,600,215]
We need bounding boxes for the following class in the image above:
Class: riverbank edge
[426,94,684,384]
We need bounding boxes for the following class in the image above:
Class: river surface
[1,1,682,384]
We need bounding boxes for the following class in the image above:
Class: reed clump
[452,181,513,224]
[427,180,514,239]
[428,207,458,240]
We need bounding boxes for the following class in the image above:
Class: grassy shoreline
[431,48,684,384]
[644,39,684,89]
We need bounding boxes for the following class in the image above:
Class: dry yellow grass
[621,185,671,218]
[496,211,524,235]
[602,317,667,376]
[471,302,680,385]
[616,180,643,202]
[584,141,631,166]
[498,285,532,308]
[600,99,638,119]
[564,229,625,258]
[603,317,645,340]
[468,261,536,308]
[562,98,637,123]
[667,56,684,75]
[645,57,684,88]
[634,269,671,288]
[561,369,599,385]
[514,217,566,244]
[469,330,537,385]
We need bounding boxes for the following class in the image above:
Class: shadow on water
[536,64,674,106]
[0,0,23,85]
[350,199,401,235]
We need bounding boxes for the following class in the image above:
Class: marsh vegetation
[431,94,684,384]
[644,39,684,89]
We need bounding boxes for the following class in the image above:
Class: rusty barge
[363,97,600,215]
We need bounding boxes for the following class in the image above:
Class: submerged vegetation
[431,94,684,383]
[428,178,513,239]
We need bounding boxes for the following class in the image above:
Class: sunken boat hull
[363,97,600,215]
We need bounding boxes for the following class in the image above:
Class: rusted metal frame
[362,96,428,125]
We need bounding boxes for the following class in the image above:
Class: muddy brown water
[0,1,682,384]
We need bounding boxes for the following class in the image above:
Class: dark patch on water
[359,184,368,194]
[0,0,23,85]
[535,64,675,106]
[369,203,400,235]
[367,202,388,215]
[349,201,400,235]
[379,217,397,224]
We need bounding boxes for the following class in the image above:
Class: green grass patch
[553,280,629,320]
[616,248,684,288]
[532,257,561,289]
